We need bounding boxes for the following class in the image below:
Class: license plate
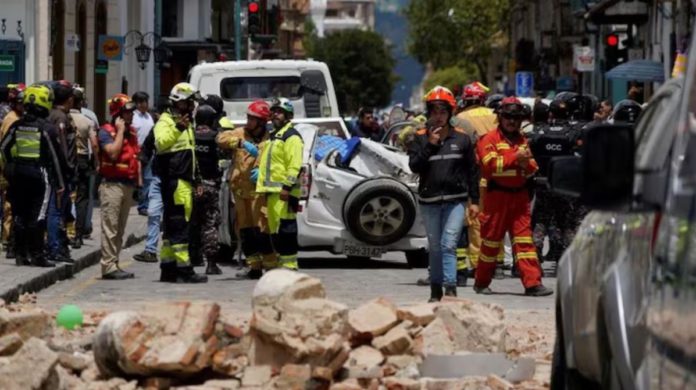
[342,242,383,258]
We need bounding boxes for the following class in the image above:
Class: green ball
[56,304,84,330]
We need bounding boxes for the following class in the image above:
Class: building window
[163,0,181,37]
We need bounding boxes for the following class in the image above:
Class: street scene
[0,0,694,389]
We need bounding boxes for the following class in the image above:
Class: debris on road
[0,270,552,389]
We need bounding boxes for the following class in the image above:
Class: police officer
[256,97,304,271]
[611,99,642,124]
[153,82,207,283]
[190,104,224,275]
[0,84,65,267]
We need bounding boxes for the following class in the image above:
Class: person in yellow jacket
[153,82,207,283]
[256,97,304,270]
[216,100,276,279]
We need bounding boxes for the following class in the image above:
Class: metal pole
[235,0,241,60]
[154,0,162,104]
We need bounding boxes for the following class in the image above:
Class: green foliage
[306,29,397,114]
[404,0,509,79]
[424,64,479,92]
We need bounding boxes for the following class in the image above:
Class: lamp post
[124,30,168,69]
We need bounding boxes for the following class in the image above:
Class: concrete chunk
[0,337,59,389]
[348,298,398,341]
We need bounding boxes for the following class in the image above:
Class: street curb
[0,231,147,304]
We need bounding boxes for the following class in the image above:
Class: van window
[220,76,302,101]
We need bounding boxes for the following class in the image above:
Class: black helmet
[204,94,224,115]
[195,104,217,127]
[533,102,549,124]
[549,97,571,120]
[612,99,642,124]
[485,94,504,111]
[566,94,598,122]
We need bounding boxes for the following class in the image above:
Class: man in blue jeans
[408,86,480,302]
[133,124,161,263]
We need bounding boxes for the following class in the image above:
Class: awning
[584,0,649,24]
[605,60,665,82]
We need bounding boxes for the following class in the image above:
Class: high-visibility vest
[256,122,304,194]
[13,125,41,160]
[98,123,140,181]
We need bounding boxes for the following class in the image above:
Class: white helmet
[169,82,198,102]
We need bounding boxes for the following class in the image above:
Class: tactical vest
[194,125,221,181]
[98,123,140,181]
[528,122,581,176]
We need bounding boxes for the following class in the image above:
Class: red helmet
[462,82,487,101]
[498,96,526,117]
[424,86,456,110]
[247,99,270,121]
[7,83,26,102]
[108,93,135,117]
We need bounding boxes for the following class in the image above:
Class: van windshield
[220,76,302,101]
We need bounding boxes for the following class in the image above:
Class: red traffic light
[248,2,259,13]
[606,34,619,47]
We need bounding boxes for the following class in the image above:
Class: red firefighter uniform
[474,128,543,289]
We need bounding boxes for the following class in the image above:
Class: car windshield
[220,76,302,101]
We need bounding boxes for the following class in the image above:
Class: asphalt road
[36,238,558,315]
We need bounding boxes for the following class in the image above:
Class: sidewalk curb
[0,231,147,304]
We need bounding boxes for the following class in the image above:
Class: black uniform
[47,107,76,260]
[189,124,223,269]
[528,121,584,261]
[0,114,65,266]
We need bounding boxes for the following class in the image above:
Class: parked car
[548,50,695,390]
[217,118,429,267]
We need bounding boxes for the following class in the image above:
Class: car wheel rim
[358,196,404,237]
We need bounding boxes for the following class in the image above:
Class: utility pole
[235,0,241,60]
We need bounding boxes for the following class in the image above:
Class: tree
[404,0,509,82]
[307,29,397,114]
[424,64,479,93]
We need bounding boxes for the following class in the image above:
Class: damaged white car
[218,119,428,267]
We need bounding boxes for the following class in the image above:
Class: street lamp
[153,42,170,66]
[135,43,151,69]
[125,30,168,69]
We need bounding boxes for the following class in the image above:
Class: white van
[188,60,340,122]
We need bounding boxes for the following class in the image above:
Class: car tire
[343,178,417,246]
[405,249,428,268]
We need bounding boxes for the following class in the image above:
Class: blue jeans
[420,201,466,286]
[47,187,72,256]
[145,175,163,253]
[138,162,153,212]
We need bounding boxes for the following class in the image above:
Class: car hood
[348,138,419,188]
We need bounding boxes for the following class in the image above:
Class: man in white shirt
[131,91,155,215]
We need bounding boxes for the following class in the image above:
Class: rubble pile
[0,272,551,389]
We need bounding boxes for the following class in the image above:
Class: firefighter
[153,82,207,283]
[190,104,224,275]
[217,99,274,279]
[256,97,304,271]
[0,84,65,267]
[474,97,553,296]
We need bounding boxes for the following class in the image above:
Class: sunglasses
[500,112,525,120]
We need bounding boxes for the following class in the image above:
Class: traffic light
[248,1,261,35]
[604,33,626,71]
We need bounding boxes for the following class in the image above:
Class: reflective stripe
[513,236,534,244]
[418,193,468,203]
[481,152,497,164]
[492,170,518,177]
[172,243,190,265]
[456,258,468,270]
[495,157,504,173]
[479,253,498,263]
[482,239,502,248]
[456,248,468,258]
[15,130,41,159]
[247,255,262,270]
[262,253,278,269]
[428,153,464,161]
[159,128,195,154]
[160,240,175,263]
[278,254,298,270]
[516,251,538,260]
[496,143,511,150]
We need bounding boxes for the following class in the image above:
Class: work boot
[456,271,468,287]
[206,261,223,275]
[30,253,55,268]
[176,267,208,283]
[494,266,505,280]
[236,268,262,280]
[133,251,158,263]
[159,262,178,283]
[70,236,83,249]
[416,275,431,286]
[525,285,554,297]
[474,285,493,295]
[428,284,443,303]
[444,285,457,297]
[102,269,135,280]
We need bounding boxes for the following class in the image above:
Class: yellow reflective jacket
[256,122,303,194]
[153,111,196,182]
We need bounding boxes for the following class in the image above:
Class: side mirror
[548,123,634,210]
